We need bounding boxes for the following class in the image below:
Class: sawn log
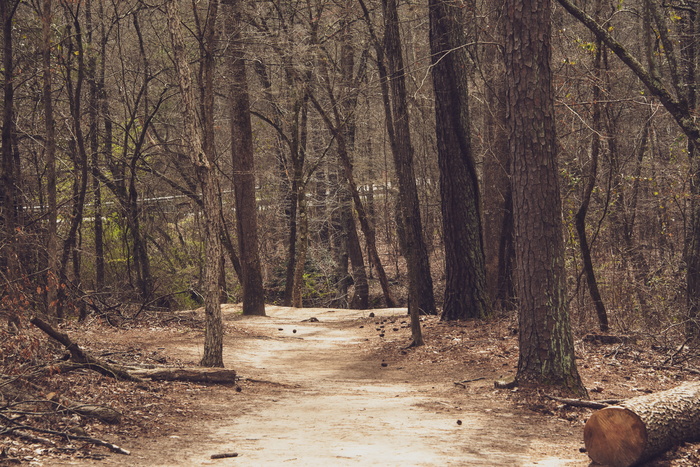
[584,381,700,467]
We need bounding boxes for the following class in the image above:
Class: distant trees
[4,0,700,379]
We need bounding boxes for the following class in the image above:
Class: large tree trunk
[166,0,223,367]
[225,0,265,316]
[584,382,700,467]
[429,0,489,321]
[504,0,586,395]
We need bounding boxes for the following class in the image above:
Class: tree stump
[584,381,700,467]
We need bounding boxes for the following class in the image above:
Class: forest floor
[4,305,700,466]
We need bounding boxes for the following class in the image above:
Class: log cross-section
[584,381,700,467]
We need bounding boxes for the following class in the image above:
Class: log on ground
[129,368,237,384]
[584,381,700,467]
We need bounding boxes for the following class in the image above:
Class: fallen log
[129,368,237,384]
[584,381,700,467]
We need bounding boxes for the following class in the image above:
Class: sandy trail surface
[57,306,591,466]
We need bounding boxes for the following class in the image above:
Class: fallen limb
[1,415,124,453]
[584,381,700,467]
[29,317,142,382]
[546,395,622,409]
[0,419,129,455]
[60,403,122,425]
[129,368,237,384]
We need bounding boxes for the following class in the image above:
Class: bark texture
[504,0,585,394]
[166,0,223,367]
[226,0,266,316]
[429,0,490,321]
[382,0,435,337]
[584,382,700,467]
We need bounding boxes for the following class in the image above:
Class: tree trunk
[0,0,19,294]
[40,0,59,320]
[575,27,609,332]
[584,382,700,467]
[381,0,435,319]
[482,4,514,313]
[225,0,265,316]
[429,0,490,321]
[57,8,90,319]
[291,196,308,308]
[85,0,104,295]
[166,0,223,367]
[504,0,586,395]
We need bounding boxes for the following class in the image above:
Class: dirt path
[62,306,592,466]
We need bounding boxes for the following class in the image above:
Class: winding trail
[80,306,591,466]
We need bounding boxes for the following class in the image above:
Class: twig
[453,377,486,388]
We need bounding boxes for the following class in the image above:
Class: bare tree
[557,0,700,337]
[166,0,224,367]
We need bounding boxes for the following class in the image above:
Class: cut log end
[584,406,648,467]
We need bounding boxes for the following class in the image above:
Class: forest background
[1,0,697,371]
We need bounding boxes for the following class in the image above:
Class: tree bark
[381,0,436,321]
[482,2,514,313]
[429,0,490,321]
[225,0,266,316]
[505,0,586,395]
[0,1,20,279]
[166,0,224,367]
[584,382,700,467]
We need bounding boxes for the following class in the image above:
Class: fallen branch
[546,395,622,410]
[453,377,486,388]
[29,317,142,382]
[0,420,129,455]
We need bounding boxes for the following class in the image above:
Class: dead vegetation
[2,309,700,465]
